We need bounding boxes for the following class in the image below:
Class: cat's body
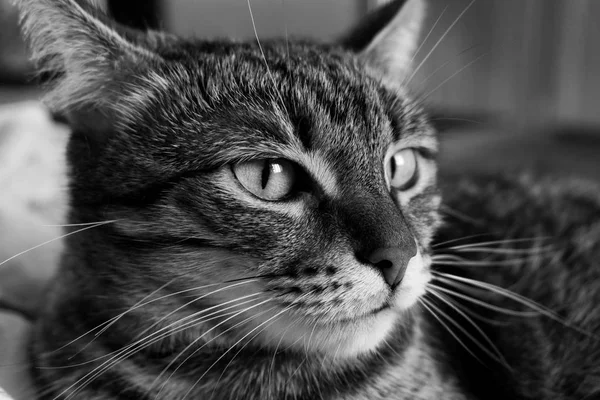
[433,175,600,399]
[10,0,600,399]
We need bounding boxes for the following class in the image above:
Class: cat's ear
[15,0,166,138]
[341,0,426,81]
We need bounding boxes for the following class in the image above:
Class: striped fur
[15,0,600,399]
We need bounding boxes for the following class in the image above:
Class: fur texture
[432,174,600,400]
[11,0,600,399]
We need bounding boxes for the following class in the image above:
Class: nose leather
[368,246,416,288]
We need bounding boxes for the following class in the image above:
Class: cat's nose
[368,247,414,288]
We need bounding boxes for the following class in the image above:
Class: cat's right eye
[232,159,296,201]
[385,148,420,191]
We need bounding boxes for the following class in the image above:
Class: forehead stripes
[102,40,435,212]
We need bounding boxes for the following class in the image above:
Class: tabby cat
[13,0,600,399]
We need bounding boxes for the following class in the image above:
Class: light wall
[163,0,363,42]
[412,0,600,127]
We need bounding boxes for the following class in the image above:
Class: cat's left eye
[386,148,419,191]
[232,159,296,201]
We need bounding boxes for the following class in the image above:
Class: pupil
[261,160,270,189]
[390,157,397,179]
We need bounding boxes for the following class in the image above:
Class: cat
[10,0,600,399]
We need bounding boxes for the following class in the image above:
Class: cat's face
[20,0,439,358]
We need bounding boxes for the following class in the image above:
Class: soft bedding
[0,102,68,400]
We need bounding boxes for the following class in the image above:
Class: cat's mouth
[371,303,392,314]
[326,301,393,325]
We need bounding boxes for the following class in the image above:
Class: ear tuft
[343,0,426,81]
[15,0,161,131]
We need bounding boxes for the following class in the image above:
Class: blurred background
[0,0,598,180]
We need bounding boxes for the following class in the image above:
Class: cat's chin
[253,306,400,359]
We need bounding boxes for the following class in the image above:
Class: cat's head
[19,0,439,358]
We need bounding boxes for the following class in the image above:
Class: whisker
[426,288,511,370]
[54,277,262,356]
[331,342,343,367]
[433,272,598,339]
[410,5,448,64]
[304,322,317,357]
[431,291,512,327]
[246,0,288,113]
[56,296,268,400]
[432,276,494,299]
[281,0,289,62]
[143,291,264,344]
[433,258,533,267]
[432,252,537,266]
[153,299,275,398]
[415,43,481,89]
[208,308,289,400]
[428,282,539,317]
[419,298,486,366]
[55,307,241,399]
[432,254,470,262]
[42,221,116,227]
[75,299,269,400]
[268,320,292,389]
[280,319,309,352]
[131,280,261,341]
[439,205,485,226]
[39,308,245,371]
[381,337,403,360]
[451,245,556,256]
[416,52,487,107]
[422,297,502,368]
[0,220,117,268]
[284,357,306,388]
[433,233,494,249]
[446,238,553,251]
[166,306,280,400]
[61,279,178,357]
[163,293,313,397]
[404,0,476,86]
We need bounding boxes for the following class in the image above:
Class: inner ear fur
[16,0,173,140]
[340,0,426,81]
